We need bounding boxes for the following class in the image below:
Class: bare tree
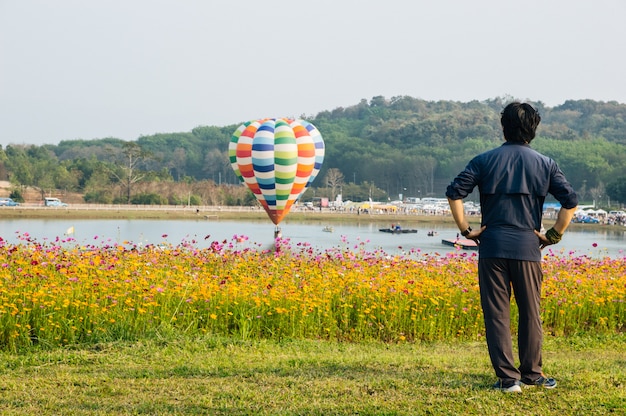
[107,142,150,204]
[324,168,345,202]
[590,182,605,208]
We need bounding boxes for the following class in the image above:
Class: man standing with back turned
[446,102,578,393]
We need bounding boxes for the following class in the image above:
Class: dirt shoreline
[1,205,451,224]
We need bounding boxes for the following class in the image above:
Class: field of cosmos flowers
[0,232,624,352]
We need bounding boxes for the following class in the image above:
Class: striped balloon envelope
[229,118,325,225]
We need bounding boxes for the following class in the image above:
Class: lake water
[0,218,624,258]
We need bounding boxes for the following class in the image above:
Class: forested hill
[3,96,626,204]
[310,96,626,199]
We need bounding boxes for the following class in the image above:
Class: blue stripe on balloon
[252,143,274,151]
[254,164,274,173]
[257,123,275,133]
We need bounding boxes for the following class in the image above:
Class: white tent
[584,208,607,217]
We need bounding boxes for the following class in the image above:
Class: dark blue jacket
[446,142,578,261]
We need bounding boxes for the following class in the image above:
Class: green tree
[606,179,626,205]
[130,193,167,205]
[4,146,33,188]
[83,164,114,204]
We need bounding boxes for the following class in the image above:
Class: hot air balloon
[229,118,325,230]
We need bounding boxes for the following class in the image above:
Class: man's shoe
[493,380,522,393]
[521,375,557,389]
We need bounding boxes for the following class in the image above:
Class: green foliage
[533,136,625,191]
[83,190,113,204]
[308,97,626,199]
[168,194,202,206]
[8,189,23,202]
[189,194,202,206]
[607,179,626,204]
[4,97,626,203]
[222,187,257,206]
[130,192,168,205]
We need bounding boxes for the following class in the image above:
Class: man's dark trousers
[478,258,544,383]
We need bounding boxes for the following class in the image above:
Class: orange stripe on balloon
[236,142,253,150]
[292,125,308,137]
[296,166,314,177]
[239,167,255,178]
[241,125,258,137]
[290,185,305,195]
[247,183,261,194]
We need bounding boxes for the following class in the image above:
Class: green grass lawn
[1,335,624,415]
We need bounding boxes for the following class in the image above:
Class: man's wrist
[461,226,472,237]
[545,227,562,244]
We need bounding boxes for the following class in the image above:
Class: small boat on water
[322,226,334,232]
[379,228,418,234]
[441,237,478,250]
[427,230,438,237]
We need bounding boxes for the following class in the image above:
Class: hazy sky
[1,0,625,146]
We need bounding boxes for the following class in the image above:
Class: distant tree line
[1,96,626,207]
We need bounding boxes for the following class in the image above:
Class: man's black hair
[500,102,541,144]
